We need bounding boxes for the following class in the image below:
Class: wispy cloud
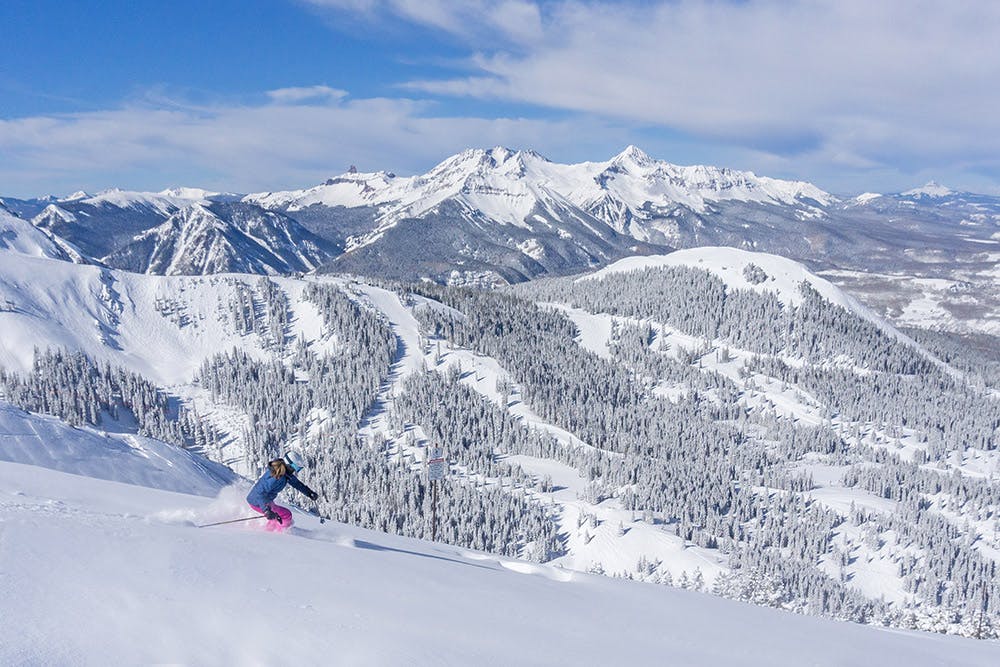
[306,0,1000,191]
[266,85,348,104]
[304,0,543,45]
[0,91,628,197]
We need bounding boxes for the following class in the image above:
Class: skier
[246,451,319,532]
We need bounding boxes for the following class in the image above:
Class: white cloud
[5,1,1000,196]
[266,85,348,104]
[310,0,1000,189]
[0,91,628,197]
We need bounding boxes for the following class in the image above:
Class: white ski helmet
[284,450,305,473]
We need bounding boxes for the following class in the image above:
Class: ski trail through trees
[350,283,426,441]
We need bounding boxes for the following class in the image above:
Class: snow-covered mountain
[246,146,834,262]
[6,146,999,329]
[104,202,337,276]
[30,190,201,259]
[847,181,1000,212]
[241,147,999,332]
[27,194,337,276]
[902,181,956,198]
[243,145,839,283]
[247,146,833,239]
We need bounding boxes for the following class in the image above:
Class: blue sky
[2,0,999,197]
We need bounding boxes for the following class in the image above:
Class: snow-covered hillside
[0,251,285,383]
[0,249,729,585]
[23,192,336,277]
[903,182,956,198]
[2,457,997,666]
[0,400,234,495]
[587,246,860,308]
[2,237,998,640]
[64,186,215,214]
[0,209,86,263]
[584,247,928,348]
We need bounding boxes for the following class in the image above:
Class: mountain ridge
[4,146,998,334]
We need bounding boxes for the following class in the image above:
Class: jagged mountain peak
[34,204,79,225]
[610,144,655,167]
[429,146,552,179]
[104,201,337,275]
[244,146,835,223]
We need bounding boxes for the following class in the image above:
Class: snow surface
[0,251,287,383]
[0,209,74,260]
[0,243,954,595]
[3,458,997,666]
[0,240,991,633]
[0,401,235,496]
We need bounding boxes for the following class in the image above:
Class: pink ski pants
[249,503,293,532]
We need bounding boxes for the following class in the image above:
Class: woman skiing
[246,451,319,532]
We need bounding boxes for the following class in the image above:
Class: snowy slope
[1,253,714,583]
[0,250,303,383]
[524,249,995,606]
[348,287,729,584]
[2,459,997,666]
[0,400,235,495]
[0,209,85,262]
[1,244,994,631]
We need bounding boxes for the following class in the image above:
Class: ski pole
[198,515,267,528]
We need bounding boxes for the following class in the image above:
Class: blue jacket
[247,470,314,509]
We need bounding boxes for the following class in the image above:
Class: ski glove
[265,507,282,523]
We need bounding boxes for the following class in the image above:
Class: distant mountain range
[2,146,998,331]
